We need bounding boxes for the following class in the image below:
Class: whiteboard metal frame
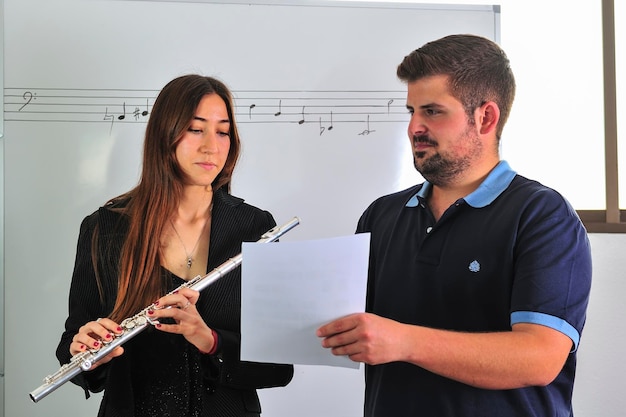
[1,0,5,415]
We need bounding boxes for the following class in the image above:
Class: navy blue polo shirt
[357,161,592,417]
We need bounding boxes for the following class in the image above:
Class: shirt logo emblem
[468,260,481,273]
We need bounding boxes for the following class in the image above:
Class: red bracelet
[200,329,219,355]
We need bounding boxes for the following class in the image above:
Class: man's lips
[413,142,433,151]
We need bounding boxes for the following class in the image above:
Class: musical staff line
[4,88,410,135]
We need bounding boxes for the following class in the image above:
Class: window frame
[578,0,623,233]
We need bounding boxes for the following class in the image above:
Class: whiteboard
[2,1,498,416]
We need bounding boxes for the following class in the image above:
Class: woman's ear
[478,101,500,135]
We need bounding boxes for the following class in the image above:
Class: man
[317,34,592,416]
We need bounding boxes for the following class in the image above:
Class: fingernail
[116,326,123,332]
[173,290,179,294]
[154,300,160,306]
[148,309,154,315]
[156,323,162,328]
[105,333,112,339]
[80,344,85,350]
[93,341,100,347]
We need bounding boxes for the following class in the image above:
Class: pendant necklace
[170,215,210,269]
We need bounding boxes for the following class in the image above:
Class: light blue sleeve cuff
[511,311,580,351]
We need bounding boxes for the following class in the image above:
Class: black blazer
[56,188,293,417]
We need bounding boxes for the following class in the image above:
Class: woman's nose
[200,132,218,153]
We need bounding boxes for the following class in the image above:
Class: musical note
[298,106,305,125]
[142,98,149,116]
[249,103,256,119]
[319,117,325,136]
[358,115,376,136]
[328,111,334,131]
[387,99,394,114]
[118,102,126,120]
[274,100,282,117]
[19,91,36,112]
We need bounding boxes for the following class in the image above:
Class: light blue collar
[406,160,517,208]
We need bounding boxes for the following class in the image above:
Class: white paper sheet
[240,233,370,369]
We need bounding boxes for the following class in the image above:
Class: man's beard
[412,128,481,186]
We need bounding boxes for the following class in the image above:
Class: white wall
[573,234,626,416]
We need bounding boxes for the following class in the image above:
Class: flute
[29,216,300,403]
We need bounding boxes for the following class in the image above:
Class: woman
[56,74,294,417]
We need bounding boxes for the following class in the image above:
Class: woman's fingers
[154,288,199,311]
[71,318,123,355]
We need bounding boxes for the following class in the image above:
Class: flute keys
[120,315,148,330]
[80,360,93,371]
[121,318,135,329]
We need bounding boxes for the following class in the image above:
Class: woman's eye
[188,128,202,134]
[218,131,230,137]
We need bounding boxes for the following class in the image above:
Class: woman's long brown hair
[98,75,241,322]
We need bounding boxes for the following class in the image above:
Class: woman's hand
[70,318,125,370]
[148,287,216,353]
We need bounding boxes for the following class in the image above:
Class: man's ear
[478,101,500,135]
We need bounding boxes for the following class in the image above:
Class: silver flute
[29,216,300,403]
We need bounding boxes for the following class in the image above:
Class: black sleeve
[55,212,110,396]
